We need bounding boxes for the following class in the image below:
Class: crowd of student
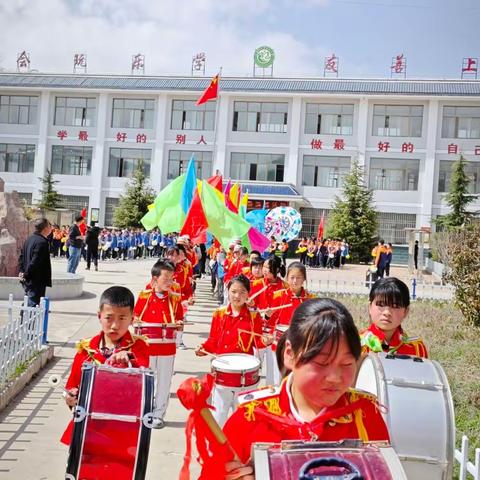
[296,237,350,268]
[58,229,428,478]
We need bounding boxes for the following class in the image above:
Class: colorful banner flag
[239,191,248,220]
[317,214,325,240]
[245,209,268,233]
[181,155,197,215]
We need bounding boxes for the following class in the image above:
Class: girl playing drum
[195,274,271,427]
[203,298,390,479]
[361,277,428,357]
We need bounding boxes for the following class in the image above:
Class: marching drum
[133,322,177,344]
[355,353,455,480]
[253,440,408,479]
[211,353,261,388]
[65,363,155,480]
[272,324,289,351]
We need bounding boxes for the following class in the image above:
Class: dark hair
[151,259,175,277]
[227,274,250,293]
[369,277,410,309]
[264,255,283,277]
[90,221,96,227]
[237,246,249,256]
[176,244,187,255]
[276,298,361,375]
[99,286,135,311]
[34,218,50,233]
[250,257,265,269]
[75,215,84,223]
[286,261,307,280]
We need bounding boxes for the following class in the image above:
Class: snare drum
[355,353,455,480]
[253,440,408,479]
[211,354,261,388]
[133,322,177,344]
[272,324,289,351]
[65,363,154,480]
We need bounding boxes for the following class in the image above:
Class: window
[305,104,353,135]
[302,156,351,187]
[0,144,35,172]
[0,95,38,125]
[105,197,120,226]
[58,195,89,213]
[108,148,151,177]
[369,158,419,191]
[299,208,331,238]
[372,105,423,137]
[51,146,92,175]
[171,100,215,130]
[232,102,288,133]
[54,97,96,127]
[111,99,155,129]
[438,160,480,194]
[230,152,284,181]
[441,106,480,139]
[167,150,212,179]
[377,212,416,244]
[16,192,33,205]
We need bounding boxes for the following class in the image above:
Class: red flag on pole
[196,74,219,106]
[80,207,87,218]
[317,214,325,240]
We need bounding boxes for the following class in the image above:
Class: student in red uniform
[265,261,315,385]
[212,298,390,479]
[361,277,428,357]
[224,246,250,285]
[195,274,270,427]
[246,257,264,282]
[61,286,149,444]
[133,260,184,428]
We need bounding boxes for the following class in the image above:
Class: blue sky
[0,0,478,78]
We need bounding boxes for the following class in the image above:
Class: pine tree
[37,169,62,211]
[437,155,475,229]
[113,161,155,228]
[326,159,378,262]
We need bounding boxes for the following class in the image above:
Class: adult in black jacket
[85,221,100,271]
[18,218,53,307]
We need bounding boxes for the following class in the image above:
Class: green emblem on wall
[254,46,275,68]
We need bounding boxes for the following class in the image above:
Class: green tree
[113,162,155,228]
[326,159,378,262]
[436,155,475,230]
[37,169,62,211]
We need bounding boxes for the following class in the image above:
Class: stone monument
[0,178,30,276]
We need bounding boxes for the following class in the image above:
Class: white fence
[456,435,480,480]
[0,294,47,386]
[307,278,454,300]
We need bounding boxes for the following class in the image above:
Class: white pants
[149,354,175,420]
[211,381,259,428]
[256,347,267,368]
[265,347,282,387]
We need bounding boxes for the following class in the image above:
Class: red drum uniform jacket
[61,331,149,445]
[221,377,390,465]
[133,289,183,356]
[201,304,266,355]
[267,288,316,332]
[250,277,287,311]
[360,323,428,358]
[174,260,193,302]
[224,260,250,285]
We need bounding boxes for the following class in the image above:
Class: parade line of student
[59,237,428,480]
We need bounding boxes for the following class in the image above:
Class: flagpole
[212,67,222,178]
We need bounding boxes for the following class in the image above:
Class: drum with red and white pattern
[133,322,177,344]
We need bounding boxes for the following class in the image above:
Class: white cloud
[0,0,331,77]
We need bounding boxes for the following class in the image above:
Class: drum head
[212,353,260,373]
[275,325,289,334]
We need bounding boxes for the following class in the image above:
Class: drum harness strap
[237,310,257,353]
[138,290,176,325]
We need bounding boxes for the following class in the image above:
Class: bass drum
[355,353,455,480]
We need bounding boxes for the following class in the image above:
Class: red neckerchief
[367,323,404,348]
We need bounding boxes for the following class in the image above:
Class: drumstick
[248,285,268,301]
[197,349,229,363]
[258,303,292,314]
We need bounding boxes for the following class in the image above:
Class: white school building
[1,72,480,244]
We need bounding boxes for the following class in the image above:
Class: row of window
[2,142,477,192]
[2,94,480,139]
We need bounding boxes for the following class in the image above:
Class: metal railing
[0,295,48,386]
[456,435,480,480]
[307,278,454,300]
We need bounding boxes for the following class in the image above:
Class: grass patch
[329,294,480,466]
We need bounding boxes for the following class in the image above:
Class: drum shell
[355,353,455,480]
[134,323,177,344]
[65,363,155,480]
[211,353,261,388]
[272,325,288,352]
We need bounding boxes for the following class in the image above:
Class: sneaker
[85,267,90,270]
[151,418,165,429]
[95,266,98,271]
[177,342,187,350]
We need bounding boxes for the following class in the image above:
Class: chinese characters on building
[17,51,31,72]
[192,52,206,76]
[324,54,339,77]
[131,54,145,75]
[73,54,87,73]
[461,57,478,79]
[391,54,406,78]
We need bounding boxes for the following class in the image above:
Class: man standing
[18,218,53,307]
[67,215,85,274]
[85,221,100,271]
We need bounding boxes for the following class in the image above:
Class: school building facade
[1,73,479,244]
